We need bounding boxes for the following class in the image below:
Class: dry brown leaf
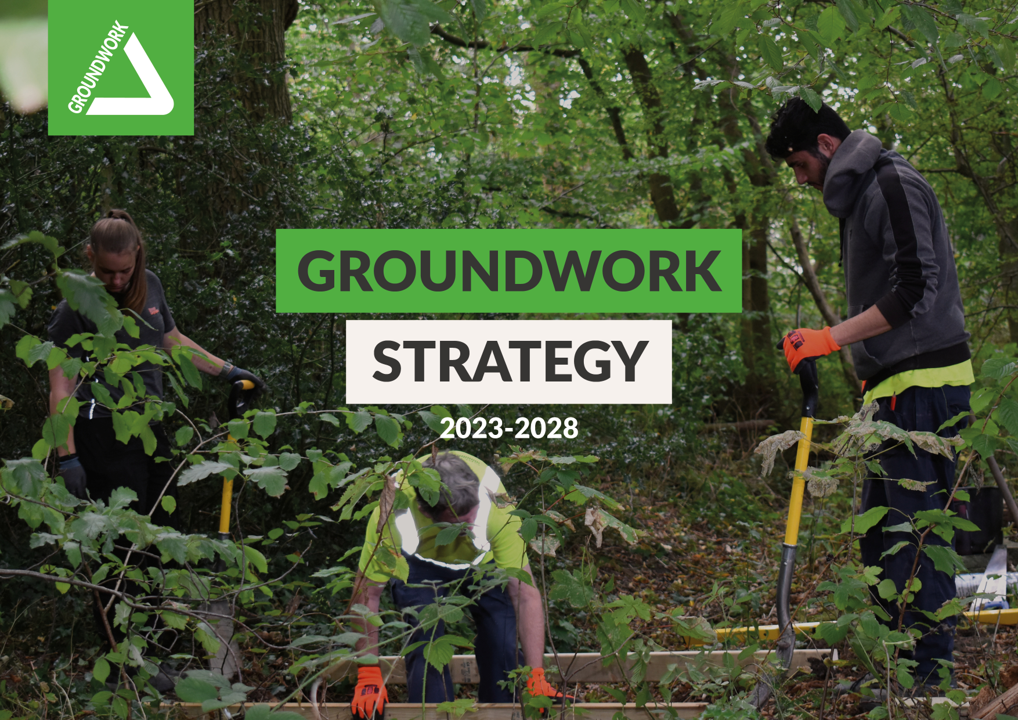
[755,430,804,476]
[528,536,560,557]
[584,506,606,548]
[969,684,996,715]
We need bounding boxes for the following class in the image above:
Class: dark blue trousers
[859,384,970,684]
[391,554,520,703]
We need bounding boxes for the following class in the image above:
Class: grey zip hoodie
[823,130,969,385]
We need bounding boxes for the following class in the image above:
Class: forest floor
[1,466,1015,719]
[558,477,1018,719]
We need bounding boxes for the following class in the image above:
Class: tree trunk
[621,47,680,226]
[195,0,298,124]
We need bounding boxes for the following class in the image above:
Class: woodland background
[0,0,1016,717]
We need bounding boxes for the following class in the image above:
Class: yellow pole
[219,476,234,535]
[219,379,255,539]
[783,416,813,546]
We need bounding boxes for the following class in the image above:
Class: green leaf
[759,34,783,72]
[27,339,55,368]
[712,4,743,36]
[347,411,372,434]
[875,5,900,29]
[243,544,269,574]
[279,452,301,471]
[799,86,822,112]
[175,677,220,703]
[377,0,448,46]
[253,411,277,438]
[521,516,538,542]
[980,356,1017,380]
[10,281,32,310]
[565,484,623,510]
[817,6,846,43]
[161,496,177,515]
[548,568,595,608]
[176,426,194,446]
[835,0,860,32]
[876,578,898,600]
[469,0,487,22]
[960,426,998,457]
[15,334,40,363]
[421,633,472,671]
[993,398,1018,436]
[42,414,70,449]
[923,545,967,575]
[434,524,462,547]
[242,706,306,720]
[997,39,1016,72]
[155,533,187,564]
[955,13,989,38]
[93,658,111,684]
[179,461,233,486]
[374,415,402,448]
[620,0,646,23]
[0,289,16,328]
[841,506,889,534]
[418,410,448,435]
[227,418,249,440]
[982,77,1002,100]
[108,486,136,510]
[248,467,288,497]
[56,271,121,336]
[901,5,938,43]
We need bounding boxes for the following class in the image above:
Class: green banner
[276,229,742,313]
[48,0,194,136]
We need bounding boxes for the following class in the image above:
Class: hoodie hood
[823,130,884,218]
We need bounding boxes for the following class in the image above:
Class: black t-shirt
[48,269,176,419]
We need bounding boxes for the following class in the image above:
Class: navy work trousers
[75,417,178,649]
[391,554,519,703]
[859,384,970,684]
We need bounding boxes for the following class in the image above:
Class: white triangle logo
[87,33,174,116]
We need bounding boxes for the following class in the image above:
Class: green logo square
[48,0,194,136]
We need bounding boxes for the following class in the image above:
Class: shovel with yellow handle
[749,357,818,708]
[201,378,260,681]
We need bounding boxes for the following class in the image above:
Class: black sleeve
[872,160,939,329]
[48,300,89,357]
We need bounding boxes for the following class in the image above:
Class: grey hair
[419,453,479,519]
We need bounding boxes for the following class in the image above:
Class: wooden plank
[176,702,710,719]
[322,649,831,684]
[972,678,1018,719]
[713,608,1018,643]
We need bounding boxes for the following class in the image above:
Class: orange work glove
[526,667,571,700]
[351,666,388,719]
[779,327,841,372]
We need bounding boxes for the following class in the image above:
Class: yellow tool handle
[219,378,256,538]
[219,478,234,535]
[783,416,813,546]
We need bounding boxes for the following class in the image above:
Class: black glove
[222,363,267,394]
[59,454,87,499]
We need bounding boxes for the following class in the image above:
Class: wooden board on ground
[971,678,1018,719]
[714,608,1018,643]
[175,702,710,719]
[322,649,831,684]
[175,696,967,719]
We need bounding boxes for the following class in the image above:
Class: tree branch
[429,25,580,57]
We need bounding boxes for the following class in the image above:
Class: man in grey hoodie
[766,98,972,689]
